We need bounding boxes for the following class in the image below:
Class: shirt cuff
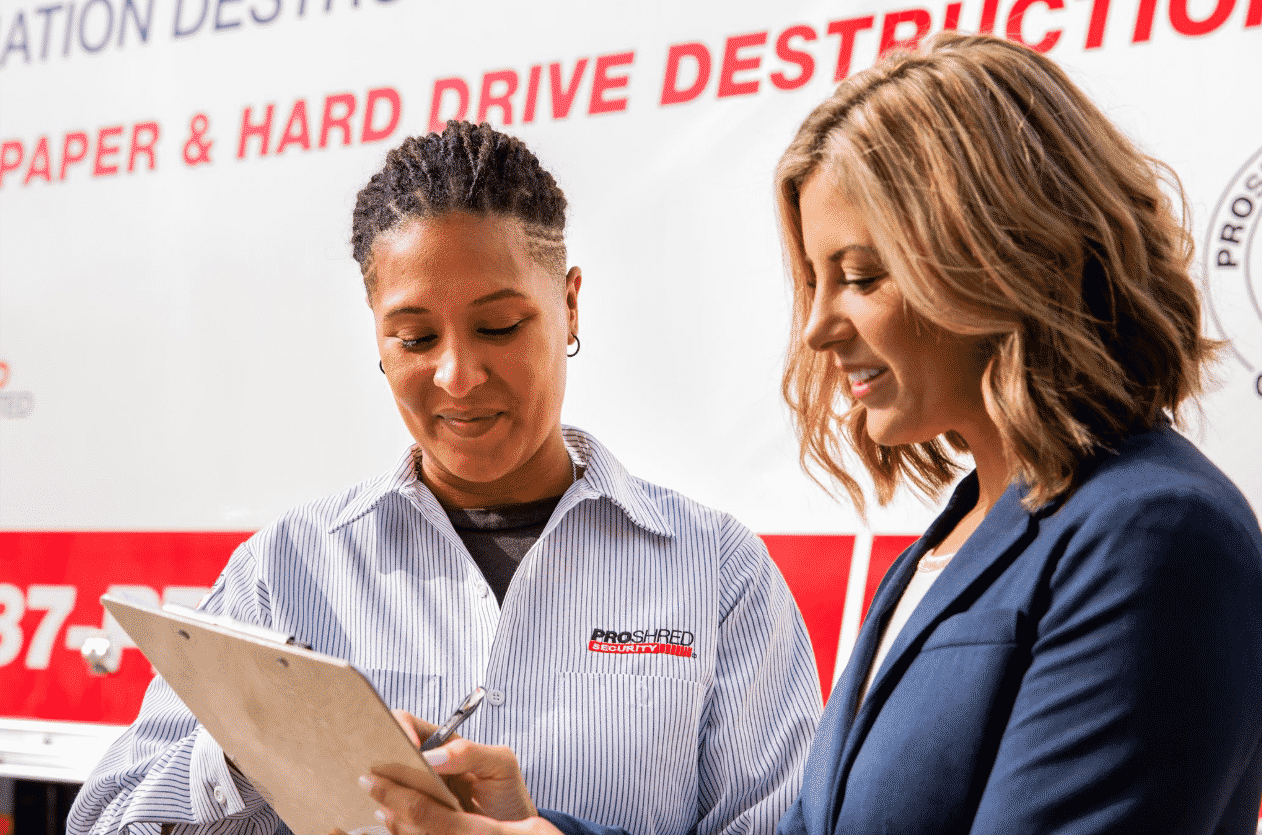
[537,809,631,835]
[189,727,249,821]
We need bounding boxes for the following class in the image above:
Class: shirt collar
[327,449,419,532]
[560,426,675,538]
[328,426,675,539]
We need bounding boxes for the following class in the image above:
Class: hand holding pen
[421,686,486,751]
[372,686,539,825]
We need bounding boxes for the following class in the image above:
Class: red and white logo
[587,627,695,658]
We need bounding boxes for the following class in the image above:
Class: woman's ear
[565,266,582,335]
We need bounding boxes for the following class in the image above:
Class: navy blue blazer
[777,426,1262,835]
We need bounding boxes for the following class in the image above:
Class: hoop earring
[567,335,581,358]
[378,361,385,374]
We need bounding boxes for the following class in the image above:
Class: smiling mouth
[847,367,888,397]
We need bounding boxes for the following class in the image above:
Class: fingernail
[358,776,374,792]
[422,748,449,767]
[374,809,390,825]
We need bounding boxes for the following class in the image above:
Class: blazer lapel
[829,477,1038,817]
[815,541,919,830]
[831,544,921,721]
[866,482,1035,698]
[819,476,983,825]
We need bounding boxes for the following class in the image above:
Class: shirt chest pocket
[526,672,706,834]
[361,670,444,721]
[560,670,705,710]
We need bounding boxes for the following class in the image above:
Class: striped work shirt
[68,427,822,835]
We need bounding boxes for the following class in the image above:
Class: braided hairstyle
[352,121,568,296]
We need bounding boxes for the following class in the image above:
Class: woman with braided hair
[68,121,821,835]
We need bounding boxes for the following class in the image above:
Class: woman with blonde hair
[358,31,1262,835]
[773,30,1262,835]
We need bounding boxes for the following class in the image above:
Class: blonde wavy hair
[776,32,1214,513]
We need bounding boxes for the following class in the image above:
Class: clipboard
[101,595,461,835]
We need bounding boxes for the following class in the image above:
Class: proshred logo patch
[588,627,695,658]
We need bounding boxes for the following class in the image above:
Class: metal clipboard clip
[162,604,313,650]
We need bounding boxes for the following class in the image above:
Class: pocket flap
[922,608,1021,651]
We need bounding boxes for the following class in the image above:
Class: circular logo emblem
[1203,144,1262,397]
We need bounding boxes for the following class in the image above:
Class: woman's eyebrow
[382,289,528,321]
[828,244,881,263]
[382,306,427,320]
[470,288,527,307]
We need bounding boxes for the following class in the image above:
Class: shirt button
[479,583,490,598]
[487,688,505,706]
[213,785,227,805]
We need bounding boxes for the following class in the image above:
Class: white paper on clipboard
[101,594,461,835]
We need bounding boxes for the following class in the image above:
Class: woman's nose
[432,338,488,398]
[802,285,853,353]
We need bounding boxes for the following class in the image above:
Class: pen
[420,686,487,751]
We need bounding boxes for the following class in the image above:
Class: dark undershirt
[442,495,564,604]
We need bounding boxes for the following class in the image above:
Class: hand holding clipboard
[102,595,463,835]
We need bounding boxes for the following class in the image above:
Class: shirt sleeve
[694,518,823,835]
[67,542,284,835]
[968,489,1262,834]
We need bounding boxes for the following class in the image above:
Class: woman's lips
[847,367,888,399]
[436,412,503,438]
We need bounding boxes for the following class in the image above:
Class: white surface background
[1,0,1259,534]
